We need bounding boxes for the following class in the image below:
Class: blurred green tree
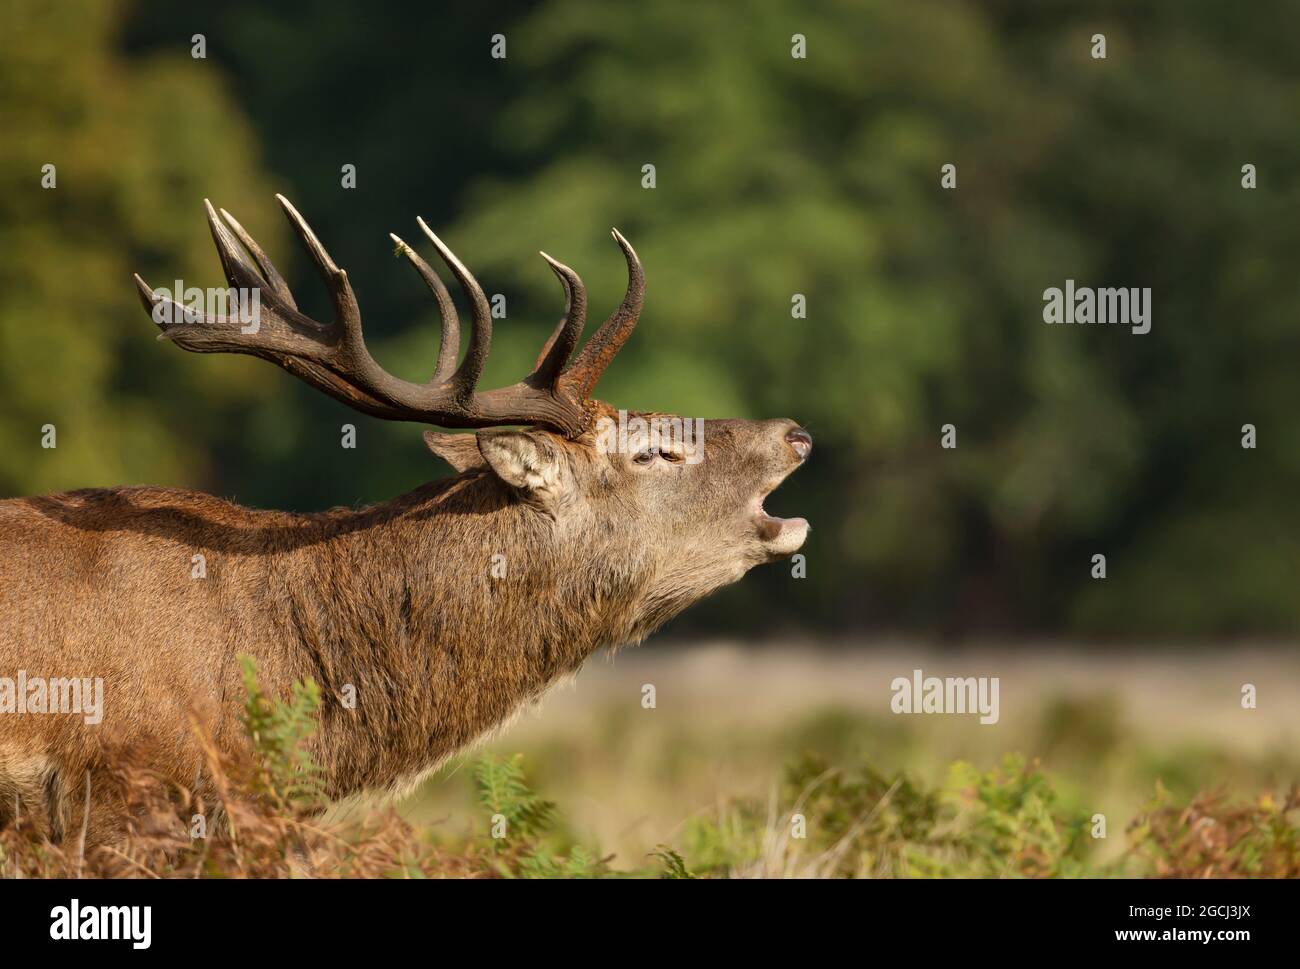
[435,0,1300,638]
[1,0,288,496]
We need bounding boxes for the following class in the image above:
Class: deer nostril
[785,427,812,460]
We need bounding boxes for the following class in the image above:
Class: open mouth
[753,478,810,553]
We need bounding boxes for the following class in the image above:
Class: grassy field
[389,641,1300,877]
[4,642,1297,877]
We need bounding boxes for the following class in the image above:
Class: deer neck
[269,473,645,798]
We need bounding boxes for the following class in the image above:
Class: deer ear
[423,431,487,472]
[476,430,566,499]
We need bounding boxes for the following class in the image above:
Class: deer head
[133,197,810,637]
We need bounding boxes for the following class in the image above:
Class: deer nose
[785,427,812,461]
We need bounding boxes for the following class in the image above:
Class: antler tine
[275,194,363,347]
[530,253,588,387]
[218,207,297,310]
[417,218,492,400]
[204,200,272,306]
[133,273,202,329]
[558,229,644,401]
[391,233,460,384]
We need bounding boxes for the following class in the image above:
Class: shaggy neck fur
[263,470,655,797]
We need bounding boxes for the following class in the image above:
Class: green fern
[518,844,607,878]
[651,845,696,879]
[473,754,557,848]
[239,655,325,809]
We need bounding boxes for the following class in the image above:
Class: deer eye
[660,449,684,464]
[633,449,658,466]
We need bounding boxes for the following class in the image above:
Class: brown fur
[0,401,809,843]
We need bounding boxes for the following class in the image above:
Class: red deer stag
[0,196,810,844]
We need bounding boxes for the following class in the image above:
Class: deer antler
[133,196,643,437]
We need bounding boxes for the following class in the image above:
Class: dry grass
[0,721,486,879]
